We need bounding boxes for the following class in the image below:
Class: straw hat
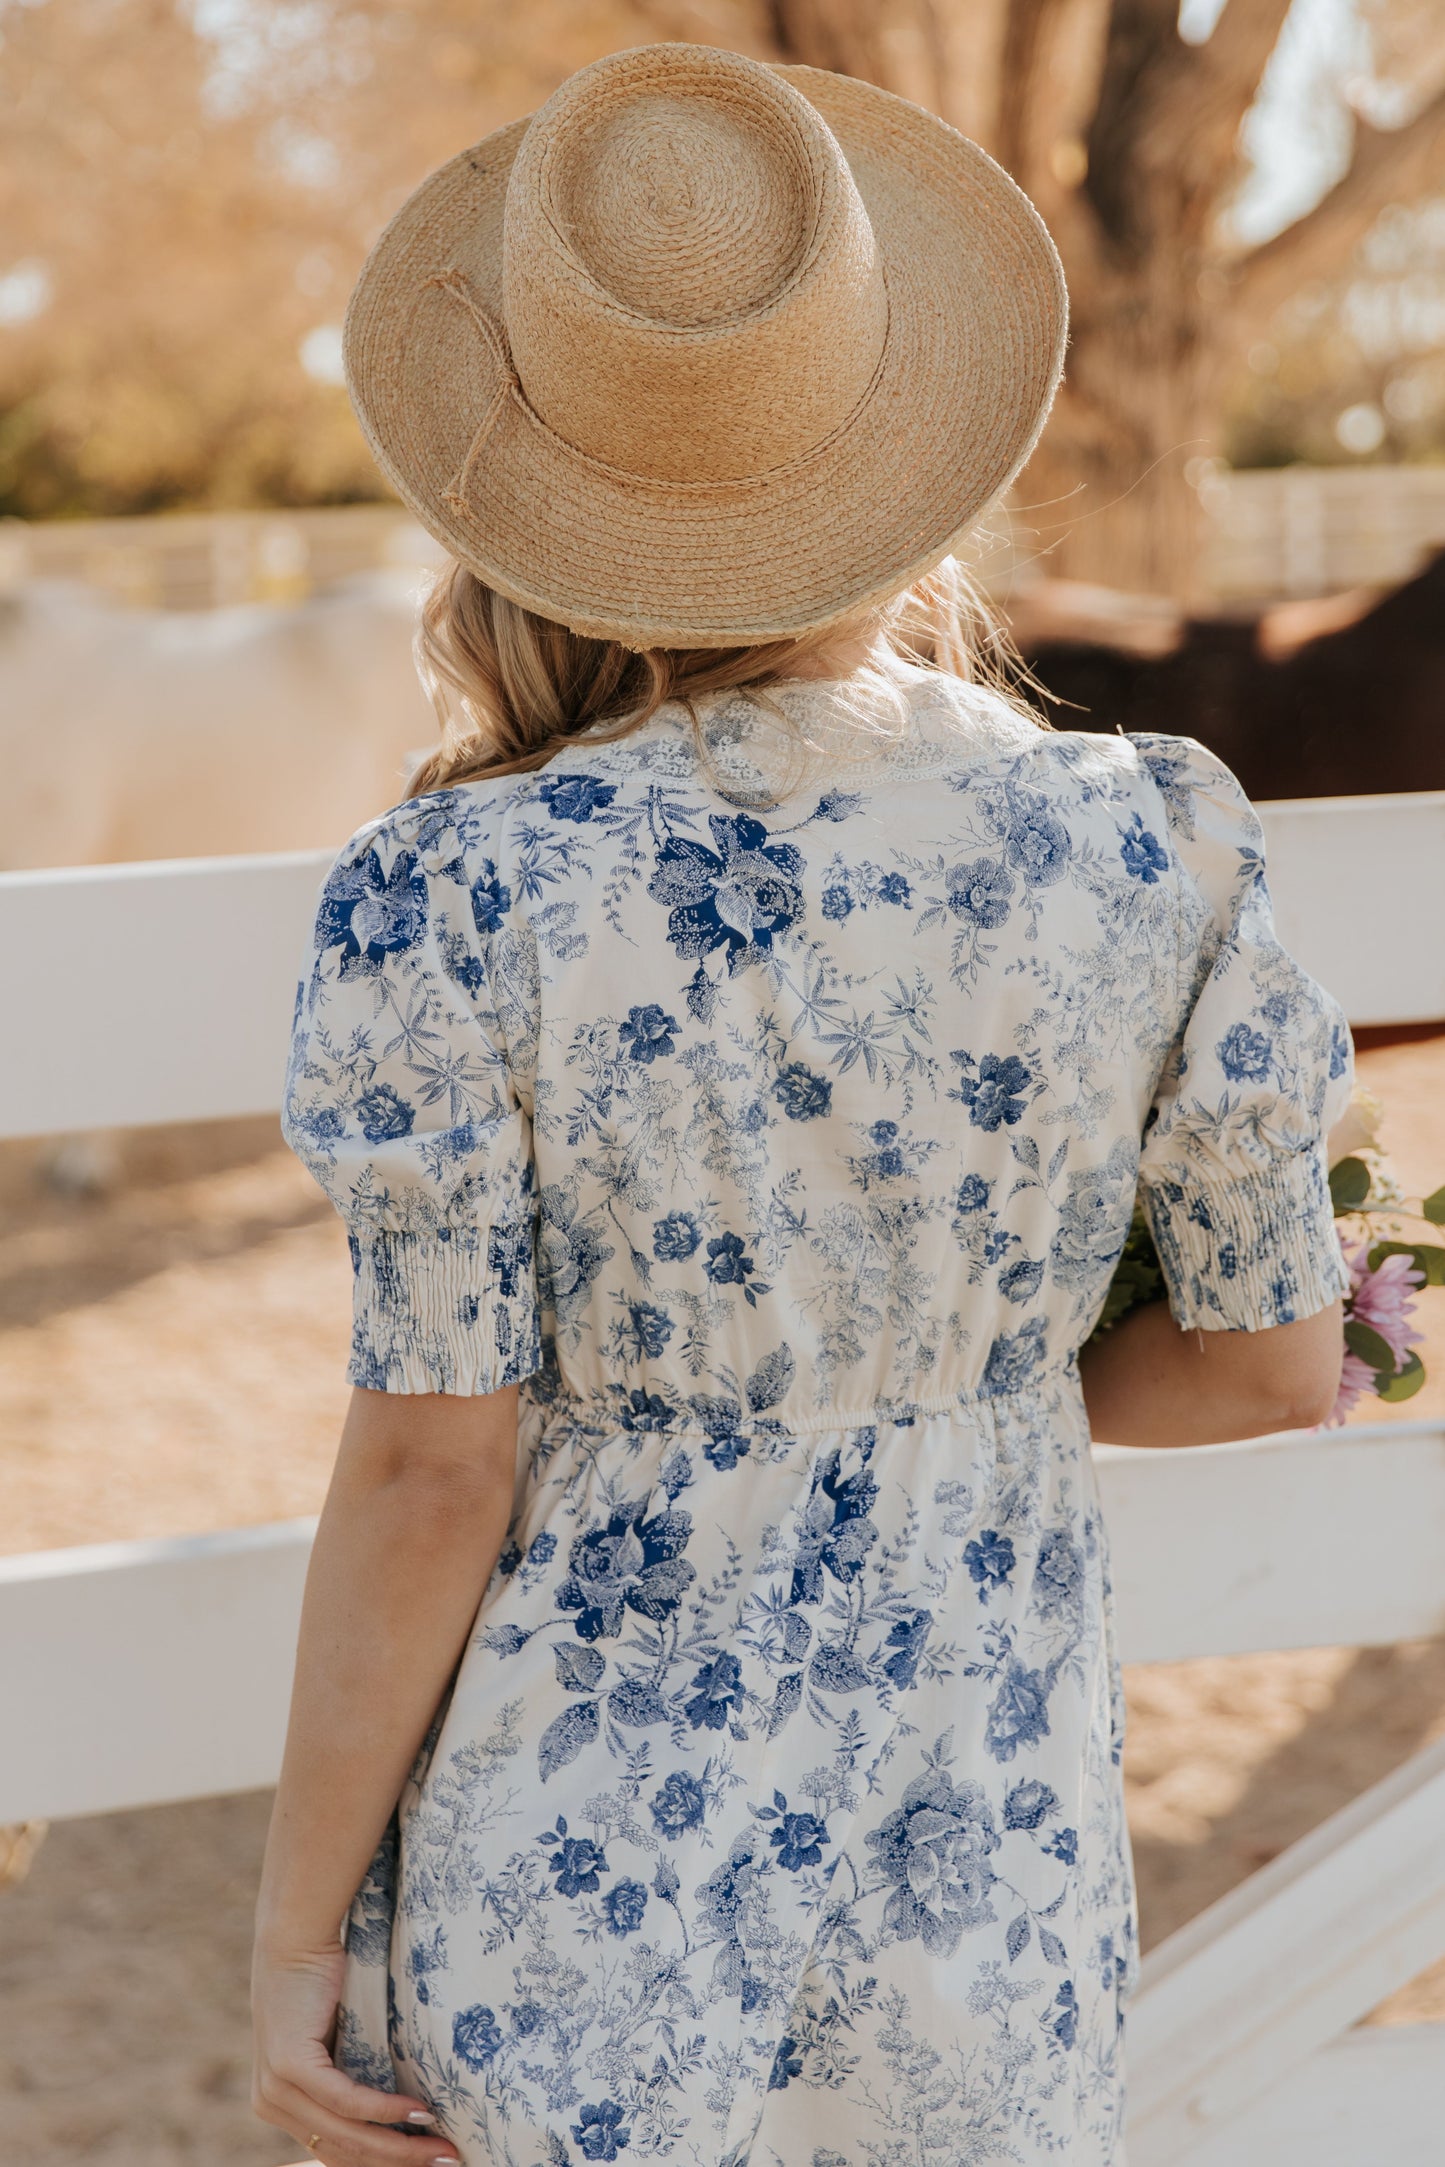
[344,43,1067,650]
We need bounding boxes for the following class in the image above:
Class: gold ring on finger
[306,2137,322,2155]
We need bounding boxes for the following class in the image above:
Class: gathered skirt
[334,1363,1136,2166]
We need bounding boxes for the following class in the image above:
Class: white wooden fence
[7,464,1444,613]
[1198,464,1445,602]
[2,791,1444,2164]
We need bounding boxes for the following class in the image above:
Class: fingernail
[405,2113,436,2126]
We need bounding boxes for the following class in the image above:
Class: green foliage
[1328,1155,1372,1213]
[1089,1204,1165,1338]
[1344,1318,1426,1405]
[1377,1351,1426,1403]
[1421,1184,1445,1227]
[0,382,391,523]
[1366,1239,1445,1287]
[1343,1318,1396,1373]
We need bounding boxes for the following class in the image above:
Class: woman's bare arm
[251,1385,518,2167]
[1079,1297,1343,1448]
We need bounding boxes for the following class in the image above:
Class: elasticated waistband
[528,1347,1083,1443]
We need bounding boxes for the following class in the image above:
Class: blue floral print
[1217,1020,1274,1082]
[283,668,1352,2167]
[1118,811,1170,882]
[965,1528,1016,1597]
[317,843,427,971]
[555,1498,695,1639]
[947,855,1014,927]
[547,1830,607,1895]
[1004,1778,1059,1830]
[651,1770,705,1836]
[451,2005,502,2071]
[866,1758,1002,1953]
[540,773,618,822]
[572,2100,630,2159]
[618,1002,678,1062]
[986,1657,1055,1761]
[1002,793,1071,885]
[602,1872,645,1941]
[767,1804,829,1870]
[354,1083,414,1144]
[652,1210,700,1260]
[467,860,511,933]
[703,1231,753,1287]
[772,1060,831,1120]
[649,810,804,976]
[951,1048,1034,1130]
[1000,1253,1045,1304]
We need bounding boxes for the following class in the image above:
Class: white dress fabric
[284,666,1352,2167]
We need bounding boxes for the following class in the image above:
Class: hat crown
[502,47,888,483]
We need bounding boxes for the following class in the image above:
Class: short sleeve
[1132,735,1353,1333]
[282,797,541,1394]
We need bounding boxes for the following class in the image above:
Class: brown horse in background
[1010,551,1445,802]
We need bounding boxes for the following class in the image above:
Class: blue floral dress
[283,665,1351,2167]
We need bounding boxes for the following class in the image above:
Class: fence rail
[2,1429,1442,2167]
[6,465,1444,613]
[4,1421,1443,1829]
[5,790,1443,1143]
[0,504,445,614]
[1198,464,1445,601]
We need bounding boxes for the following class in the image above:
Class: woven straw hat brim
[344,63,1067,649]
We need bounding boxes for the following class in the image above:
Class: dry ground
[2,1036,1443,2166]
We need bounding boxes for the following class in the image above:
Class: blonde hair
[406,554,1045,799]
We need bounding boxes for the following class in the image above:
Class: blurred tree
[1222,189,1445,470]
[1,0,1442,593]
[770,0,1445,593]
[0,0,777,519]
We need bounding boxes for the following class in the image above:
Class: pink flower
[1348,1244,1425,1366]
[1322,1241,1425,1427]
[1325,1351,1377,1427]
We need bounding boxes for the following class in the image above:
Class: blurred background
[2,2,1444,2161]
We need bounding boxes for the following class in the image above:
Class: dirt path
[3,1037,1443,2163]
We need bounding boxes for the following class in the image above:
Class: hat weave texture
[343,43,1068,648]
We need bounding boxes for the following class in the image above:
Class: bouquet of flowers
[1093,1086,1445,1427]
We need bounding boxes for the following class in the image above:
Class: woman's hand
[251,1387,519,2163]
[251,1939,459,2167]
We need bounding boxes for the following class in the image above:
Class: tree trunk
[769,0,1288,597]
[1014,271,1210,597]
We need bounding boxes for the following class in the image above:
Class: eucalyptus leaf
[1328,1156,1371,1213]
[1366,1240,1445,1287]
[1422,1185,1445,1226]
[1377,1352,1426,1403]
[1343,1319,1396,1375]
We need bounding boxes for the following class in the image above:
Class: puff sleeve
[1132,735,1353,1333]
[281,796,541,1393]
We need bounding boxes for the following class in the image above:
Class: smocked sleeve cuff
[346,1222,542,1395]
[1141,1142,1348,1333]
